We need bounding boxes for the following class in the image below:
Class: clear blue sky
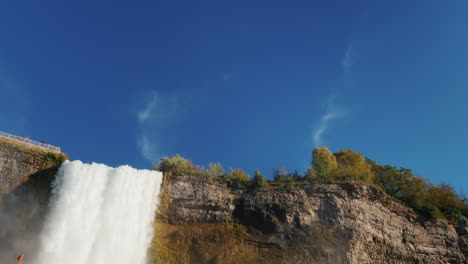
[0,1,467,192]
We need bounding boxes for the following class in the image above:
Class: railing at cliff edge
[0,131,61,153]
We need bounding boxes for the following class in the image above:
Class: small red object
[17,253,24,264]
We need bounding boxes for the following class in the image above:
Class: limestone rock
[156,174,467,264]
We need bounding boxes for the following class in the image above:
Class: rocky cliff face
[0,137,64,198]
[152,174,468,264]
[0,138,65,262]
[0,140,466,263]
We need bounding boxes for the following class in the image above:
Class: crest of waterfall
[35,160,163,264]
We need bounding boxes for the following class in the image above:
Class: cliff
[0,137,65,198]
[0,139,466,263]
[0,137,66,261]
[151,174,468,264]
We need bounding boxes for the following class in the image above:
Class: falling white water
[34,160,163,264]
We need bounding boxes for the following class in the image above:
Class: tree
[203,162,224,178]
[273,165,289,182]
[335,150,372,172]
[224,168,250,186]
[427,184,465,217]
[312,147,338,180]
[252,169,268,188]
[462,198,468,218]
[290,170,302,181]
[304,168,317,183]
[154,154,198,177]
[401,175,427,210]
[333,149,373,183]
[330,167,373,183]
[371,162,431,213]
[372,165,405,197]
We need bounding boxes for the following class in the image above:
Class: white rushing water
[34,160,163,264]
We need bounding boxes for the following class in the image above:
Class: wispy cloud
[312,45,353,147]
[313,112,338,147]
[137,135,158,163]
[312,95,345,147]
[137,93,158,122]
[136,91,183,162]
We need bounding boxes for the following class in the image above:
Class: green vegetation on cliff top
[0,137,68,167]
[154,148,468,220]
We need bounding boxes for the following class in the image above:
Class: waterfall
[34,160,163,264]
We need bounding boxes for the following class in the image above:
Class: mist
[0,161,163,263]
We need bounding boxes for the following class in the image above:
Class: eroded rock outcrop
[153,174,467,264]
[0,138,64,198]
[0,139,465,263]
[0,138,65,262]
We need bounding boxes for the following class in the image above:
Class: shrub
[369,158,468,219]
[273,166,289,182]
[400,175,427,210]
[203,162,225,178]
[335,149,372,174]
[371,165,406,198]
[372,163,428,209]
[154,154,199,177]
[45,152,68,166]
[223,168,250,187]
[462,203,468,218]
[426,184,465,217]
[290,170,302,181]
[329,167,374,183]
[304,168,317,183]
[312,147,337,180]
[252,169,268,188]
[419,204,444,219]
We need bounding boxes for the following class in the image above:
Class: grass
[0,137,68,167]
[149,221,268,264]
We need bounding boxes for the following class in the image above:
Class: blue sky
[0,1,467,192]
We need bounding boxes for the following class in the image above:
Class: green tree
[203,162,225,178]
[427,184,465,217]
[273,165,289,182]
[154,154,198,177]
[371,162,431,214]
[462,198,468,218]
[401,175,427,210]
[291,170,302,181]
[224,168,250,186]
[304,168,317,183]
[332,149,373,183]
[335,150,372,171]
[420,204,444,219]
[330,167,374,183]
[312,147,338,180]
[372,165,405,197]
[252,169,268,188]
